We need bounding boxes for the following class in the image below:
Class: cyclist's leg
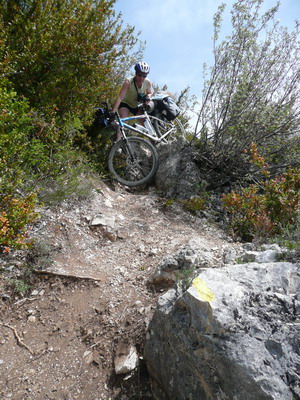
[116,106,129,141]
[117,103,138,141]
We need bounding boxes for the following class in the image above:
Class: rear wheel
[173,118,185,136]
[108,137,159,187]
[150,113,185,140]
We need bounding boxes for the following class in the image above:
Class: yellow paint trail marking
[192,277,215,303]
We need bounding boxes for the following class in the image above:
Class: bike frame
[116,111,175,143]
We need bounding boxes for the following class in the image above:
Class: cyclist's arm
[146,80,152,96]
[143,80,153,103]
[112,79,130,112]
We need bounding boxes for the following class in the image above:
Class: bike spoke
[108,137,158,186]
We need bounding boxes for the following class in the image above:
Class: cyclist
[112,61,152,140]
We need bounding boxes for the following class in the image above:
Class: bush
[0,193,38,253]
[0,80,33,192]
[222,144,300,241]
[195,0,300,186]
[0,1,146,252]
[181,195,208,214]
[1,0,142,123]
[0,80,93,250]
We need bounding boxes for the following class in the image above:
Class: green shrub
[5,265,34,295]
[0,81,93,250]
[222,144,300,241]
[181,194,209,214]
[0,193,38,253]
[0,79,55,188]
[0,80,33,192]
[1,0,142,123]
[273,213,300,251]
[6,278,32,295]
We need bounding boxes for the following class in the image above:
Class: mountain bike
[102,96,185,187]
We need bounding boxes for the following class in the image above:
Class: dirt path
[0,181,233,400]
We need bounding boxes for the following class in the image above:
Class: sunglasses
[137,72,147,78]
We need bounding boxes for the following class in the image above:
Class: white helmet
[134,61,150,74]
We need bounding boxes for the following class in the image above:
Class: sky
[114,0,299,104]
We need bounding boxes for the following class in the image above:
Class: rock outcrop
[145,246,300,400]
[155,138,205,199]
[151,237,220,288]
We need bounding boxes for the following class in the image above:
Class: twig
[91,340,101,349]
[14,297,38,306]
[1,323,35,355]
[35,269,102,281]
[117,306,128,323]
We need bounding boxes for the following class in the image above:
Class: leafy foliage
[0,78,81,192]
[181,195,208,214]
[195,0,300,187]
[1,81,31,191]
[222,144,300,241]
[0,1,143,252]
[6,278,32,295]
[0,192,38,252]
[0,0,142,122]
[0,80,41,252]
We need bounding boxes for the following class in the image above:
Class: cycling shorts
[119,102,138,115]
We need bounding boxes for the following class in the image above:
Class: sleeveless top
[122,77,151,108]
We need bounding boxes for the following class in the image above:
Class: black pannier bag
[92,107,109,128]
[156,96,180,121]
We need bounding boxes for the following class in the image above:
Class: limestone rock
[90,214,115,229]
[145,261,300,400]
[155,138,206,200]
[151,238,218,288]
[114,344,139,375]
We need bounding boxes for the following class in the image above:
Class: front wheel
[108,137,159,187]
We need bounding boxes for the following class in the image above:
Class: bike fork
[120,139,135,160]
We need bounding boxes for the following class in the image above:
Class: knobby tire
[108,137,159,187]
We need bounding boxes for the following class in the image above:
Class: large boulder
[144,259,300,400]
[155,138,205,199]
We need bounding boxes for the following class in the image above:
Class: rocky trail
[0,181,237,400]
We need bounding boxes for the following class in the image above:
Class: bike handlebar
[99,99,155,128]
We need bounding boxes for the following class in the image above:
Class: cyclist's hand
[143,94,150,103]
[110,120,119,130]
[108,112,116,121]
